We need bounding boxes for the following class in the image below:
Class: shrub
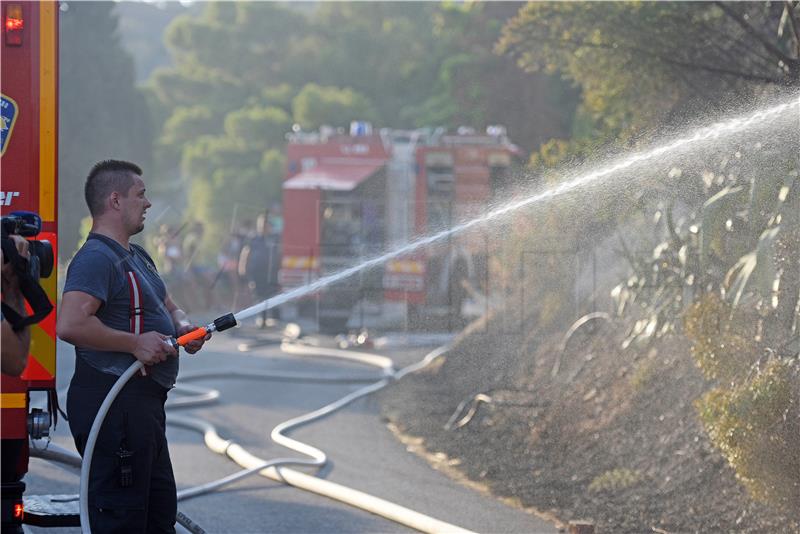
[683,293,760,384]
[696,358,800,514]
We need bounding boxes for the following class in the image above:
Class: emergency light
[4,4,23,46]
[4,4,25,46]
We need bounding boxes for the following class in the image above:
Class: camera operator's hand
[1,236,31,377]
[133,331,177,366]
[1,235,30,293]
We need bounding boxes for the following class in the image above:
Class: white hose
[279,341,395,374]
[30,440,82,469]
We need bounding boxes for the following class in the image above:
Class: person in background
[214,215,254,310]
[239,213,282,327]
[181,222,212,311]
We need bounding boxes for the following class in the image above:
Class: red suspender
[125,269,147,375]
[126,271,144,335]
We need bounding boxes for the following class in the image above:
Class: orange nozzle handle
[177,327,208,346]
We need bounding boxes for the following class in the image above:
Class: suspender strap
[126,271,144,335]
[87,234,144,335]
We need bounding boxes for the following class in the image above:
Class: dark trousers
[254,282,280,321]
[67,358,176,534]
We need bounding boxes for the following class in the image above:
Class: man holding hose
[57,160,209,533]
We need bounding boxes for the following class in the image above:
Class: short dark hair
[84,160,142,216]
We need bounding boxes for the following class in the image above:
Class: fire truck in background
[1,2,60,530]
[388,127,517,326]
[280,121,518,331]
[280,122,390,330]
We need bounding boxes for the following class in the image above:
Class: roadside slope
[381,317,798,533]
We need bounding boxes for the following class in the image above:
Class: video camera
[1,211,54,281]
[1,211,54,332]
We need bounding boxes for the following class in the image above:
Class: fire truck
[280,123,390,330]
[1,2,60,530]
[280,122,518,331]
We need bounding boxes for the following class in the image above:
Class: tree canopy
[498,1,800,142]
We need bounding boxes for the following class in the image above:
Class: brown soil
[381,314,799,533]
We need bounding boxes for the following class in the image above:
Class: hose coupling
[166,337,180,352]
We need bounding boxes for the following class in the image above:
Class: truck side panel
[280,188,321,286]
[1,2,59,439]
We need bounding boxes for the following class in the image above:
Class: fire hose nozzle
[176,326,209,347]
[213,313,237,332]
[170,313,237,349]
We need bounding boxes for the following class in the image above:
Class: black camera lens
[1,212,53,281]
[29,240,54,279]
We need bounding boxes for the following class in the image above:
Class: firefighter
[56,160,210,533]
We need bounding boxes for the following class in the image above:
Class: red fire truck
[1,2,60,530]
[280,123,517,331]
[280,123,390,330]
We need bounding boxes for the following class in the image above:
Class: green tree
[292,84,377,130]
[224,106,292,148]
[405,2,577,150]
[305,2,443,126]
[181,134,285,256]
[60,1,154,254]
[162,2,309,90]
[498,2,800,140]
[161,106,217,147]
[261,84,294,110]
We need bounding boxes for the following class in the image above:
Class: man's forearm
[58,314,138,354]
[170,307,190,330]
[2,284,26,314]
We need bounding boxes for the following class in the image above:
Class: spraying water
[234,94,800,323]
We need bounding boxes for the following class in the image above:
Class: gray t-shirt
[63,233,178,389]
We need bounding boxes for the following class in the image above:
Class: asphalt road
[22,329,557,534]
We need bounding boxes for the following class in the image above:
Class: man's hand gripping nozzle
[165,313,237,352]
